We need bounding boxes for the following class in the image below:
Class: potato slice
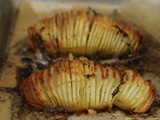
[33,72,52,107]
[89,61,96,108]
[26,76,43,108]
[78,60,86,109]
[27,74,46,107]
[55,62,68,108]
[70,61,77,108]
[86,16,99,56]
[41,69,58,107]
[20,79,33,106]
[61,62,70,108]
[82,60,91,108]
[107,67,122,108]
[94,64,104,109]
[49,66,63,106]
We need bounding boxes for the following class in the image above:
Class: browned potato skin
[20,59,155,113]
[28,10,143,57]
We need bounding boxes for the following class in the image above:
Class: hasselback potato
[20,59,155,113]
[28,10,142,57]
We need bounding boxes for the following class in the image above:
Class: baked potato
[20,58,155,113]
[28,10,142,57]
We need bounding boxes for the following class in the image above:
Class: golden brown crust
[28,10,142,57]
[20,58,155,113]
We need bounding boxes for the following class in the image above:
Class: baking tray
[0,0,160,119]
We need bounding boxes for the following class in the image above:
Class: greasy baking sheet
[0,0,160,119]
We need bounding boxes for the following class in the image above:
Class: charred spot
[36,34,46,52]
[123,32,128,38]
[125,42,134,53]
[36,34,45,44]
[13,87,21,94]
[48,60,53,66]
[137,69,143,75]
[18,66,33,83]
[21,57,33,66]
[140,34,143,41]
[113,25,124,34]
[112,81,125,98]
[36,62,47,70]
[84,74,94,78]
[18,57,34,83]
[55,37,59,53]
[113,25,129,38]
[126,43,131,46]
[121,81,126,85]
[139,34,144,45]
[92,9,97,16]
[112,86,120,99]
[122,73,127,78]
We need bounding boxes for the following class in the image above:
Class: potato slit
[68,61,73,108]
